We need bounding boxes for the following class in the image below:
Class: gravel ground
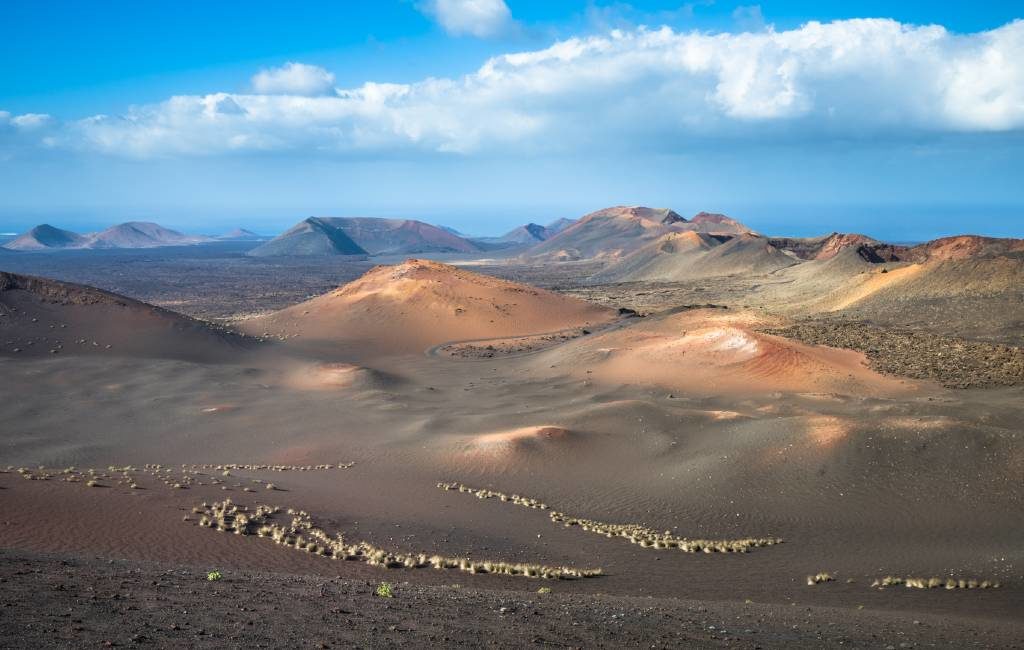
[761,321,1024,388]
[2,550,1021,649]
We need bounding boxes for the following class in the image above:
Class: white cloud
[0,111,55,159]
[10,113,53,129]
[418,0,513,38]
[2,111,53,130]
[12,18,1024,158]
[251,62,336,96]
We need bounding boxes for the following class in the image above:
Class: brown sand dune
[241,259,617,355]
[748,246,891,313]
[535,309,915,396]
[854,254,1024,302]
[750,235,1024,330]
[594,232,797,282]
[755,246,1024,343]
[590,230,720,281]
[524,206,680,261]
[688,211,756,234]
[907,234,1024,262]
[0,271,250,361]
[448,425,576,466]
[825,263,924,311]
[769,232,906,261]
[524,206,756,261]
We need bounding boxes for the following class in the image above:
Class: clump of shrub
[871,576,1001,590]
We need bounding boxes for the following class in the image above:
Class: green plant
[207,570,223,581]
[536,586,552,594]
[376,582,394,598]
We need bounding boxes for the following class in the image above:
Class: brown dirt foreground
[2,551,1021,649]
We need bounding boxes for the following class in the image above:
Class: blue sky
[2,1,1022,239]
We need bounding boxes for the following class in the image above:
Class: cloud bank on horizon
[2,17,1023,159]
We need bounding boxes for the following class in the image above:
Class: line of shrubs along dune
[437,481,783,554]
[807,572,1001,589]
[191,498,602,581]
[8,461,353,492]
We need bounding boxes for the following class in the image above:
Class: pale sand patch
[805,416,853,448]
[445,426,575,466]
[284,362,377,391]
[829,264,923,311]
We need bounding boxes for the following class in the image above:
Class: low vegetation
[437,481,783,554]
[7,460,356,494]
[192,498,602,581]
[761,321,1024,388]
[871,576,1001,590]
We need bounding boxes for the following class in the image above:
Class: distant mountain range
[521,206,755,262]
[4,224,90,251]
[247,215,584,257]
[216,228,267,241]
[466,217,578,249]
[5,211,1021,275]
[247,217,482,257]
[3,222,214,251]
[1,222,274,251]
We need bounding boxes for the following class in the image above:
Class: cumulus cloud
[14,18,1024,158]
[418,0,513,38]
[251,62,336,96]
[10,113,53,129]
[0,111,56,159]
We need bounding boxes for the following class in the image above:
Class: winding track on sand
[424,316,637,360]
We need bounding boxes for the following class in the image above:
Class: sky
[1,0,1023,240]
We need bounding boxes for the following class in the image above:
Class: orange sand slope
[241,259,618,354]
[536,309,917,397]
[0,271,250,362]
